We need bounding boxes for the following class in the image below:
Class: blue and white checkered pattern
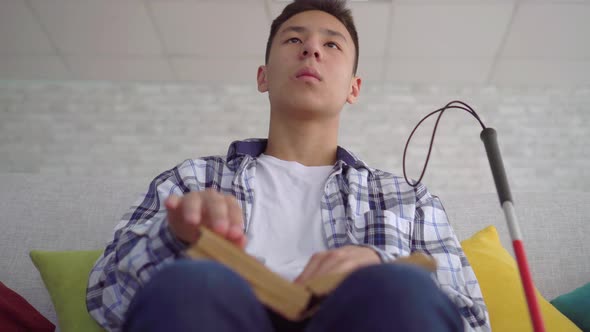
[86,138,490,331]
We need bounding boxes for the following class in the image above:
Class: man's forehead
[278,10,349,39]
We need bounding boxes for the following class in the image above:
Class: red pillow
[0,281,55,332]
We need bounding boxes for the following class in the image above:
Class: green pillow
[551,282,590,332]
[30,250,106,332]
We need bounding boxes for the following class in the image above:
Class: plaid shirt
[86,138,490,331]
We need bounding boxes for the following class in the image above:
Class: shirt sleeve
[412,183,491,332]
[85,163,192,331]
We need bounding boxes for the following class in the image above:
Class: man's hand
[294,246,381,285]
[164,189,247,249]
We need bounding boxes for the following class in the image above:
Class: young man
[87,0,490,331]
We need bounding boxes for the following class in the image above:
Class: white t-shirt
[244,153,333,281]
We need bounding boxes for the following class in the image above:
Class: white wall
[1,80,588,196]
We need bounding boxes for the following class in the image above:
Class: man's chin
[269,87,338,118]
[285,97,323,111]
[278,101,339,120]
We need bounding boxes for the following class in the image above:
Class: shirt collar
[226,138,370,172]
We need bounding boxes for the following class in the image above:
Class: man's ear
[257,65,268,93]
[346,76,362,104]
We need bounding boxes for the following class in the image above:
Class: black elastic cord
[403,100,487,187]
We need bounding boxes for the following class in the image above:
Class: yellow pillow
[461,225,580,332]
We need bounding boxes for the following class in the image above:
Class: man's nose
[302,49,320,59]
[301,43,321,60]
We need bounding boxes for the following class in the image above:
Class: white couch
[1,173,589,330]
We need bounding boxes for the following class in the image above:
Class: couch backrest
[443,190,590,301]
[1,173,588,327]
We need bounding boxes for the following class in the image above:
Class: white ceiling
[0,0,589,86]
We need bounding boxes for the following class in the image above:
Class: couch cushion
[462,225,580,331]
[551,282,590,331]
[30,250,106,332]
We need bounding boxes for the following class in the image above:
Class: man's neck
[264,111,340,167]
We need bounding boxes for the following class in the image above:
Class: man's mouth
[295,67,322,81]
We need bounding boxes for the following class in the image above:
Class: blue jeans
[123,260,463,332]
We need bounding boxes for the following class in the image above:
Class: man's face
[258,10,361,119]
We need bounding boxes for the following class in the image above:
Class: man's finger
[181,192,203,225]
[202,190,230,235]
[237,235,248,250]
[166,194,188,227]
[165,194,201,244]
[164,195,181,210]
[225,195,245,242]
[310,254,351,278]
[295,252,328,284]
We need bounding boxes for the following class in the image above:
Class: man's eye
[287,38,301,44]
[326,42,340,49]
